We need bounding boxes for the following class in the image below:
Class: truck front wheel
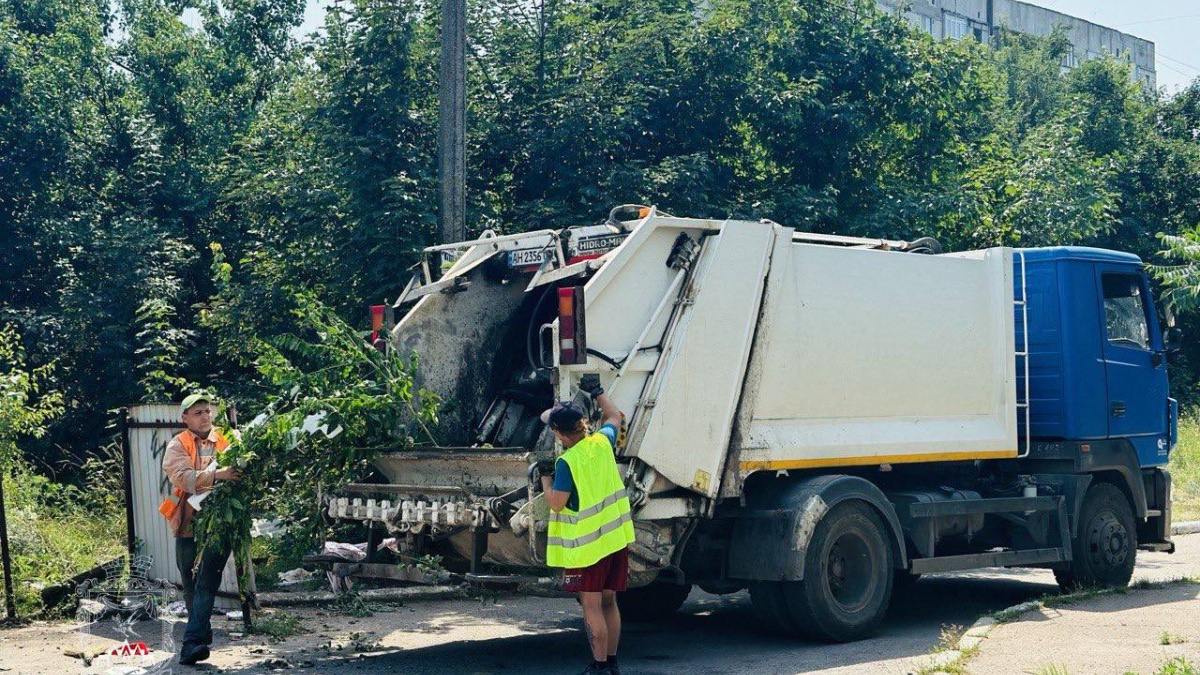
[1055,482,1137,592]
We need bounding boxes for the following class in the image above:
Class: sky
[295,0,1200,96]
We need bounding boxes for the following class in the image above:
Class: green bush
[1171,416,1200,523]
[2,456,125,616]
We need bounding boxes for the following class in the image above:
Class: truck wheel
[1055,482,1137,592]
[617,581,691,622]
[750,581,799,634]
[783,501,895,642]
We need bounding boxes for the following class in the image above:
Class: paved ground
[969,582,1200,675]
[2,534,1198,675]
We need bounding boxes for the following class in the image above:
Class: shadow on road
[208,574,1057,675]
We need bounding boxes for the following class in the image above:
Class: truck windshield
[1101,273,1150,350]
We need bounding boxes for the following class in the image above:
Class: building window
[1102,274,1150,351]
[944,13,971,40]
[1062,49,1077,69]
[917,14,936,36]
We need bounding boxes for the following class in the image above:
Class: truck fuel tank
[889,489,985,559]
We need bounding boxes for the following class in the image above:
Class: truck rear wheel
[750,581,799,634]
[617,580,692,622]
[749,501,894,642]
[786,501,895,642]
[1055,482,1137,592]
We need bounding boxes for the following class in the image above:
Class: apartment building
[875,0,1156,89]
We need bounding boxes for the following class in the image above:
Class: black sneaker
[580,661,611,674]
[609,659,620,675]
[179,644,210,666]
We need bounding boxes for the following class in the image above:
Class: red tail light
[557,287,587,365]
[370,305,385,341]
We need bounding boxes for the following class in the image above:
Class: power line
[1157,51,1200,73]
[1118,11,1200,27]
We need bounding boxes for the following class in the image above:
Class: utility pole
[0,474,16,620]
[438,0,467,245]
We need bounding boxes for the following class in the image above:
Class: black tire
[617,581,691,622]
[893,569,922,589]
[750,581,799,634]
[1055,482,1137,592]
[783,501,895,642]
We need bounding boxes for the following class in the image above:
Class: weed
[1157,657,1200,675]
[1160,631,1188,645]
[935,623,966,652]
[1029,665,1070,675]
[252,611,304,642]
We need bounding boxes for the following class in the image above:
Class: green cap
[180,393,213,416]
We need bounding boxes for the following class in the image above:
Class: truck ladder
[1015,250,1032,458]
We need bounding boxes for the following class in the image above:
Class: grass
[1171,416,1200,522]
[1155,657,1200,675]
[1127,658,1200,675]
[1,454,126,618]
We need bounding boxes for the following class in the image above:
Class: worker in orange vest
[160,393,242,666]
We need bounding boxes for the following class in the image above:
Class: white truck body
[577,215,1017,507]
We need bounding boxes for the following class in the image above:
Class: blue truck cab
[1015,246,1177,559]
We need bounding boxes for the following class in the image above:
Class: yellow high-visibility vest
[546,432,635,568]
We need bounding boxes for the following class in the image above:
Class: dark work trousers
[175,536,231,648]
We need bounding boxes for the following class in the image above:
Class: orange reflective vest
[158,430,230,521]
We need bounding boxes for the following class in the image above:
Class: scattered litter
[377,538,400,553]
[322,541,368,593]
[229,632,244,640]
[226,610,244,621]
[252,519,287,538]
[277,568,315,585]
[166,601,188,617]
[322,541,367,562]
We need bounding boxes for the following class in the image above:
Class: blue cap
[541,401,584,431]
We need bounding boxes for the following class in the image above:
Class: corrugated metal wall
[128,404,239,610]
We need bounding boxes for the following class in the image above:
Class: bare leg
[579,592,609,663]
[601,590,620,658]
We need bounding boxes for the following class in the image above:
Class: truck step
[909,547,1066,575]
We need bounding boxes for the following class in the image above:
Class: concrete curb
[922,614,1000,673]
[1173,521,1200,536]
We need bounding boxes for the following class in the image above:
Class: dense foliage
[3,0,1200,520]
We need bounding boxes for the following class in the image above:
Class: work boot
[179,644,210,666]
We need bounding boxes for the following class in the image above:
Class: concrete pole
[438,0,467,246]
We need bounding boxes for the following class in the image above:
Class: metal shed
[122,404,240,610]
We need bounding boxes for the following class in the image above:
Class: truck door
[1094,265,1169,464]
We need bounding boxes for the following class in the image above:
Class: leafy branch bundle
[192,245,440,603]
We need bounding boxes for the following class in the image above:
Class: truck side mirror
[1165,327,1184,356]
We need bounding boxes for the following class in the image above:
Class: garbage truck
[326,206,1180,642]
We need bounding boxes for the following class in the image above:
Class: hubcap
[824,531,874,612]
[1087,511,1129,569]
